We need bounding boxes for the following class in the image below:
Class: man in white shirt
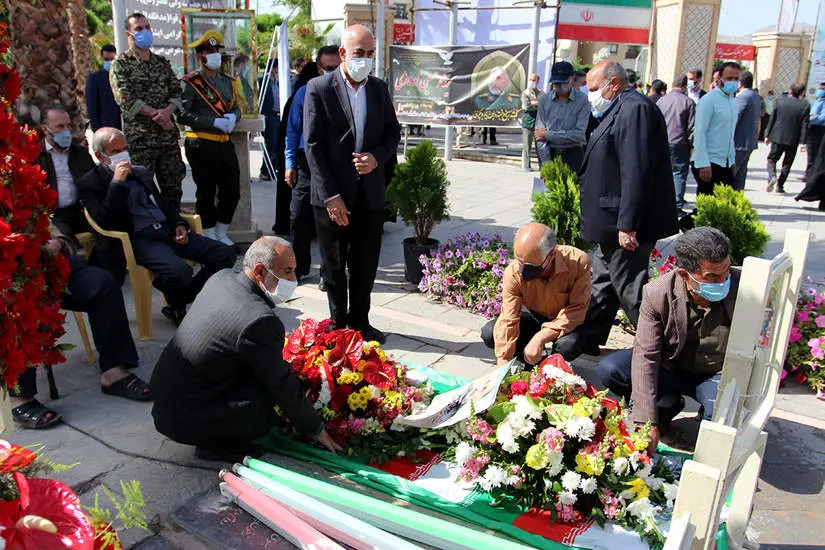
[35,104,96,237]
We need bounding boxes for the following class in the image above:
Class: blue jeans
[669,143,691,209]
[596,349,720,421]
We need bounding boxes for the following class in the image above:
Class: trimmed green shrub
[387,140,450,244]
[694,185,769,265]
[531,156,592,250]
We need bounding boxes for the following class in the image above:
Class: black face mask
[521,262,545,281]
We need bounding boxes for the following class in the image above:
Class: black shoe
[656,395,686,435]
[353,324,386,344]
[259,172,272,181]
[318,277,327,292]
[195,443,262,463]
[776,186,785,194]
[489,140,498,145]
[161,306,186,327]
[819,200,825,211]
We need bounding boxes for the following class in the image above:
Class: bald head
[586,60,628,91]
[514,223,557,267]
[92,127,125,155]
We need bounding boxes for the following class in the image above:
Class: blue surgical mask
[102,60,112,71]
[817,89,825,99]
[689,273,731,302]
[133,29,153,50]
[49,128,72,149]
[722,81,739,96]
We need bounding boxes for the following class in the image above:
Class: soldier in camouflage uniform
[110,12,186,210]
[180,30,242,246]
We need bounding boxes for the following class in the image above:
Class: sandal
[12,400,62,430]
[101,373,152,402]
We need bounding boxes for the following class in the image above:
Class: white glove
[222,114,236,133]
[224,113,237,125]
[213,117,232,134]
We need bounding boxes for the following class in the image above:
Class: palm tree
[67,0,92,119]
[6,0,84,136]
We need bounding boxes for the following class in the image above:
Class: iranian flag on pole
[558,0,652,44]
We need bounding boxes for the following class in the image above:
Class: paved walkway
[9,141,825,548]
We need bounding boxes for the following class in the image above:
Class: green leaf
[486,401,516,424]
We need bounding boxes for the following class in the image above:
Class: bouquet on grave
[282,319,434,459]
[785,280,825,397]
[447,355,679,547]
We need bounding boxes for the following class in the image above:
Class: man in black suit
[765,83,809,193]
[86,44,122,132]
[150,237,342,461]
[574,60,679,356]
[77,127,236,326]
[304,24,401,344]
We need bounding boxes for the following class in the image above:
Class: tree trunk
[6,0,84,138]
[66,0,91,121]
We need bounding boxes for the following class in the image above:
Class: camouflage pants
[130,145,186,211]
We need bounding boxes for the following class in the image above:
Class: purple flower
[807,287,818,297]
[798,310,810,323]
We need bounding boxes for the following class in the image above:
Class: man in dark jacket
[304,24,401,344]
[574,60,679,357]
[77,127,236,326]
[86,44,122,131]
[150,237,342,461]
[733,71,762,191]
[765,83,809,193]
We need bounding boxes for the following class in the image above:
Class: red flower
[539,354,575,375]
[650,248,662,259]
[509,380,528,396]
[0,441,38,473]
[330,385,354,411]
[362,358,396,389]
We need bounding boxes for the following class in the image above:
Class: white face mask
[687,79,696,90]
[106,151,131,168]
[588,84,615,116]
[204,52,222,70]
[261,267,297,304]
[347,57,373,82]
[527,81,537,90]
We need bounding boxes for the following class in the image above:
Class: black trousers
[807,126,825,180]
[576,241,654,348]
[766,142,798,189]
[290,151,315,278]
[480,310,582,363]
[690,162,734,196]
[11,256,139,399]
[548,146,585,173]
[53,204,90,238]
[184,138,240,228]
[313,190,383,329]
[759,114,770,141]
[132,226,237,310]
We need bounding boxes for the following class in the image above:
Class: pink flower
[808,338,822,349]
[603,503,621,519]
[509,380,528,396]
[815,294,825,306]
[813,347,825,360]
[798,310,810,323]
[541,427,565,453]
[789,327,803,343]
[467,419,495,443]
[817,389,825,401]
[459,455,490,482]
[816,315,825,329]
[347,417,366,434]
[555,502,576,522]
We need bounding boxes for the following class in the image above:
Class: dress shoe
[656,395,686,435]
[318,277,327,292]
[161,306,186,327]
[354,324,386,344]
[776,186,785,194]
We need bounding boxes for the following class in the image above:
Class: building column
[752,32,812,96]
[646,0,721,90]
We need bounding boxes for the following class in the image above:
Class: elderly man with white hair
[150,236,342,462]
[76,126,236,327]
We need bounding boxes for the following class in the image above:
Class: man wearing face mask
[150,237,342,462]
[691,61,741,194]
[77,127,236,326]
[764,83,809,193]
[304,24,401,344]
[180,30,243,246]
[596,227,739,452]
[574,60,678,359]
[36,104,96,238]
[805,82,825,182]
[686,69,706,104]
[110,12,186,211]
[481,223,591,366]
[534,61,590,172]
[520,73,542,168]
[86,45,122,132]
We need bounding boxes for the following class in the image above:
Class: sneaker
[766,177,777,192]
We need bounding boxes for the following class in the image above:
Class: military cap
[188,30,226,52]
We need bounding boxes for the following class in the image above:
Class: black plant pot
[403,237,439,285]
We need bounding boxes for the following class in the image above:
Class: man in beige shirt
[481,223,591,365]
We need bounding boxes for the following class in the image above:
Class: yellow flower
[321,405,336,420]
[525,444,549,470]
[358,386,373,399]
[354,360,366,372]
[383,390,403,408]
[575,452,605,476]
[337,371,363,385]
[627,477,650,500]
[347,392,368,411]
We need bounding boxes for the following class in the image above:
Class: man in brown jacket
[596,227,739,452]
[481,223,591,365]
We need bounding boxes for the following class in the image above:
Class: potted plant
[531,156,592,250]
[387,140,450,284]
[693,185,769,265]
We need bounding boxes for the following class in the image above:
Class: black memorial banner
[123,0,234,76]
[390,44,529,127]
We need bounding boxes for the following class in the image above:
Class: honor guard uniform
[180,30,242,246]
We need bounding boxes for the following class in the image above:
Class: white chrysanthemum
[627,498,656,520]
[561,471,582,492]
[558,491,577,506]
[547,451,564,476]
[507,414,537,439]
[580,477,598,494]
[496,422,520,453]
[663,482,679,507]
[541,365,587,391]
[455,442,476,467]
[512,394,542,420]
[315,370,331,409]
[368,385,382,399]
[628,452,641,470]
[563,416,596,440]
[612,457,630,475]
[477,465,508,491]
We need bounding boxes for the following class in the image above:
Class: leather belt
[185,131,230,143]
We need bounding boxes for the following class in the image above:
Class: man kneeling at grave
[481,223,591,365]
[150,237,341,461]
[596,227,740,453]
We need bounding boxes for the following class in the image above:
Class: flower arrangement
[0,440,147,549]
[283,319,434,459]
[0,22,70,389]
[418,232,512,318]
[785,281,825,398]
[448,355,678,546]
